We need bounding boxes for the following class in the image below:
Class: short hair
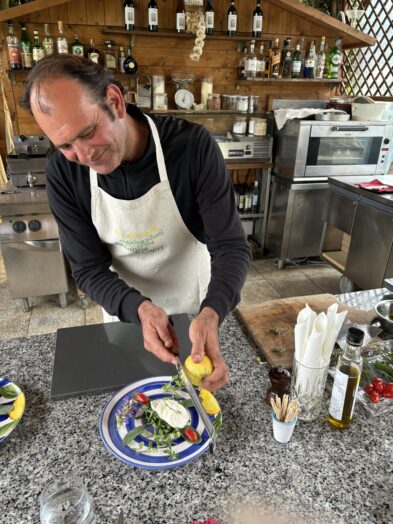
[20,54,126,116]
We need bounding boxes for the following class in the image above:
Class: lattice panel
[342,0,393,97]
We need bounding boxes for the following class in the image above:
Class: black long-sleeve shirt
[46,105,251,324]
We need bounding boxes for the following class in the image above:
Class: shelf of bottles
[0,0,72,23]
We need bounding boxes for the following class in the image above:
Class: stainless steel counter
[328,175,393,209]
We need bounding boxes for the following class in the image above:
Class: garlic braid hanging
[186,8,206,62]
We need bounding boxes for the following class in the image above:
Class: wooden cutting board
[237,294,375,369]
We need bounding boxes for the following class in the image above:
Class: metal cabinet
[325,191,358,235]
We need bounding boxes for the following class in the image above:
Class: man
[21,55,251,391]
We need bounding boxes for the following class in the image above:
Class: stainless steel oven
[274,120,393,180]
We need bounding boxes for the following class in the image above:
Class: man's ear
[106,84,126,118]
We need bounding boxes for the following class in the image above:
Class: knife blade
[174,357,217,453]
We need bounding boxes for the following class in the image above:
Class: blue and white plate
[0,377,25,443]
[99,376,220,470]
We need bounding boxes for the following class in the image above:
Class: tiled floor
[0,253,342,341]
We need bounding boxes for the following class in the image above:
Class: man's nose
[73,142,94,164]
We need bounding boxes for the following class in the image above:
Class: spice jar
[207,93,221,111]
[248,95,260,113]
[153,93,168,110]
[232,116,247,134]
[237,95,249,112]
[221,95,231,110]
[265,366,291,406]
[152,75,165,95]
[254,118,267,136]
[228,95,238,110]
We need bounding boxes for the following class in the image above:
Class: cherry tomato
[382,382,393,395]
[370,391,380,403]
[364,384,374,396]
[384,390,393,399]
[133,392,149,404]
[182,427,201,444]
[372,378,385,394]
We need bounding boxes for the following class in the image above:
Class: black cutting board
[51,314,191,400]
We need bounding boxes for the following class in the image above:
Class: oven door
[304,124,386,177]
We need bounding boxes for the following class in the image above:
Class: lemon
[9,392,25,421]
[183,355,213,387]
[199,389,221,415]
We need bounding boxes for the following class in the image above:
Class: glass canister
[207,93,221,110]
[152,75,165,95]
[153,93,168,110]
[237,95,249,112]
[232,116,247,134]
[228,95,238,110]
[253,118,267,136]
[221,95,231,110]
[201,76,213,108]
[248,95,260,113]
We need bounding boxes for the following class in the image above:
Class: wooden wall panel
[67,0,87,25]
[84,0,106,27]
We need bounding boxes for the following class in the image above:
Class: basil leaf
[122,425,146,446]
[178,399,195,409]
[0,384,19,399]
[0,420,18,436]
[0,405,13,415]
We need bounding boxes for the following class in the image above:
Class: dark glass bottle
[148,0,158,32]
[6,21,22,70]
[205,0,214,36]
[176,0,186,33]
[227,0,237,37]
[252,0,263,38]
[123,46,138,74]
[87,38,100,64]
[9,0,22,6]
[124,0,135,31]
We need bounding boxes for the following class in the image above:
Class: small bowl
[374,300,393,334]
[0,377,25,443]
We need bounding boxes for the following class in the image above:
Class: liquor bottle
[257,43,265,79]
[87,38,100,64]
[176,0,186,33]
[148,0,158,32]
[6,21,22,70]
[124,0,135,31]
[20,24,33,70]
[303,40,316,78]
[123,46,138,74]
[252,0,263,38]
[118,46,126,73]
[227,1,237,37]
[244,40,258,80]
[32,30,45,64]
[71,35,84,57]
[8,0,21,6]
[327,327,365,430]
[315,36,326,79]
[323,42,329,78]
[43,24,54,56]
[264,40,272,78]
[57,21,68,54]
[238,46,248,79]
[291,43,302,78]
[270,38,281,78]
[299,36,305,76]
[205,0,214,36]
[281,38,293,78]
[327,37,343,79]
[251,180,259,213]
[104,41,117,70]
[244,186,252,214]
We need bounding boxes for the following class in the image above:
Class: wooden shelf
[0,0,72,23]
[226,161,272,170]
[239,78,342,84]
[322,250,347,272]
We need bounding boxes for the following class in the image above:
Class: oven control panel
[10,135,51,157]
[0,213,59,242]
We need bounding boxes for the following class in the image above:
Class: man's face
[31,78,127,174]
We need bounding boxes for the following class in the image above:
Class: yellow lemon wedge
[199,389,221,415]
[183,355,213,387]
[9,392,25,421]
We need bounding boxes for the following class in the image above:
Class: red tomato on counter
[364,384,374,395]
[372,378,384,394]
[370,391,380,403]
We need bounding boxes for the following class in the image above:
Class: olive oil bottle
[327,327,365,430]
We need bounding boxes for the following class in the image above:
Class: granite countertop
[1,293,393,524]
[328,175,393,209]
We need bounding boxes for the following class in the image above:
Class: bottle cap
[346,327,365,345]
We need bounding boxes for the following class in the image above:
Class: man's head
[20,55,136,174]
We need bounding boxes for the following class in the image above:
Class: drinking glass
[39,475,95,524]
[345,9,365,28]
[291,358,330,421]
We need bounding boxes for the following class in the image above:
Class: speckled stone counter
[1,295,392,524]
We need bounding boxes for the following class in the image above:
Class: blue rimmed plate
[99,376,220,470]
[0,377,25,443]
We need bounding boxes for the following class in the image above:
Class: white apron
[90,115,211,322]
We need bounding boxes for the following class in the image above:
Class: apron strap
[89,168,98,187]
[144,114,168,183]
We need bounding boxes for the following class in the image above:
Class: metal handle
[331,125,369,132]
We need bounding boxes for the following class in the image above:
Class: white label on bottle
[332,54,342,65]
[125,6,135,25]
[72,45,84,56]
[176,12,186,31]
[253,15,263,32]
[246,58,258,73]
[328,369,348,420]
[149,8,158,26]
[205,12,214,29]
[305,58,315,68]
[33,48,45,62]
[228,14,237,31]
[57,40,68,54]
[292,60,301,73]
[89,52,99,64]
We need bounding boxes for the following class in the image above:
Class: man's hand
[189,306,229,392]
[138,300,178,365]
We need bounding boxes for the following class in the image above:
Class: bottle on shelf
[281,38,293,78]
[323,42,329,78]
[118,46,126,72]
[327,37,343,79]
[148,0,159,32]
[124,0,135,31]
[299,36,305,76]
[32,30,45,64]
[8,0,21,6]
[244,40,258,80]
[104,41,117,70]
[257,43,265,79]
[71,35,84,57]
[264,40,272,78]
[6,21,22,71]
[176,0,186,33]
[123,45,138,74]
[238,46,248,79]
[244,186,253,214]
[315,36,326,79]
[57,20,68,54]
[327,327,365,430]
[251,180,259,213]
[20,24,33,70]
[252,0,263,38]
[205,0,214,36]
[291,43,302,78]
[227,0,237,37]
[304,40,316,78]
[238,184,245,214]
[87,38,100,64]
[270,38,281,78]
[43,24,54,56]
